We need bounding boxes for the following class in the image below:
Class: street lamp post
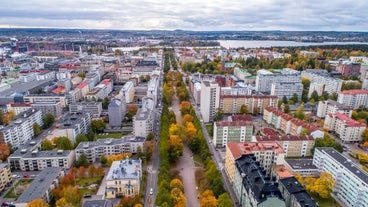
[240,172,246,207]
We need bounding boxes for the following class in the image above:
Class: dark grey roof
[324,99,351,110]
[285,159,318,170]
[279,177,318,207]
[83,200,112,207]
[317,148,368,185]
[17,167,63,203]
[235,154,283,204]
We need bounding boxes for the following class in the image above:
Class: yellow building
[0,163,12,193]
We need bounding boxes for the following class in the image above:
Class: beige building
[0,163,12,193]
[253,135,315,157]
[225,141,285,184]
[324,112,366,143]
[120,81,135,103]
[105,159,142,198]
[220,94,278,115]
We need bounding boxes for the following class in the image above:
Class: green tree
[302,78,311,90]
[283,104,290,113]
[291,93,299,103]
[300,129,311,135]
[75,134,88,147]
[77,72,86,79]
[100,155,107,166]
[55,136,74,150]
[310,90,319,102]
[91,119,106,133]
[42,113,55,129]
[282,95,288,104]
[167,135,184,163]
[362,128,368,142]
[102,97,110,109]
[76,153,89,167]
[321,91,329,101]
[329,92,338,101]
[41,139,53,151]
[146,132,154,141]
[240,104,248,114]
[136,146,144,159]
[218,193,233,207]
[0,109,4,125]
[311,135,343,154]
[294,105,306,120]
[212,108,223,122]
[86,128,95,141]
[33,123,42,137]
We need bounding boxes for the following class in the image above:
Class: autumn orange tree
[179,101,191,116]
[167,135,184,162]
[200,189,218,207]
[27,199,50,207]
[170,179,186,207]
[106,153,132,166]
[295,172,335,199]
[0,143,10,161]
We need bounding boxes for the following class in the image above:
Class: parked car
[23,174,30,178]
[83,194,92,198]
[149,188,153,195]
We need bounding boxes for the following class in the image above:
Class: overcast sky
[0,0,367,31]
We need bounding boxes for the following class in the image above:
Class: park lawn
[79,187,97,195]
[205,124,213,138]
[193,153,204,167]
[76,177,102,187]
[96,133,123,139]
[313,196,341,207]
[4,179,33,199]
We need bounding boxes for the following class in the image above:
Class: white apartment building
[75,137,145,163]
[313,148,368,207]
[308,82,324,98]
[337,89,368,109]
[0,109,43,146]
[324,112,366,143]
[31,101,62,118]
[120,81,135,103]
[256,68,301,93]
[24,94,68,107]
[200,80,220,122]
[301,69,343,94]
[6,102,31,115]
[213,121,253,147]
[271,82,303,99]
[317,99,352,118]
[69,102,102,118]
[133,108,152,138]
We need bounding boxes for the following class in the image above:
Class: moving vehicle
[149,188,153,195]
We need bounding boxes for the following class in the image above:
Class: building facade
[31,101,62,118]
[133,108,152,138]
[0,163,12,193]
[337,89,368,109]
[316,99,352,118]
[200,80,220,122]
[213,121,253,148]
[69,102,103,118]
[220,95,278,115]
[271,82,303,100]
[256,68,301,93]
[108,100,122,127]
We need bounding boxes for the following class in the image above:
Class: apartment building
[108,99,122,127]
[0,163,12,193]
[337,89,368,109]
[284,159,319,177]
[301,69,343,94]
[253,135,315,157]
[105,159,142,198]
[0,109,43,146]
[308,82,324,98]
[361,63,368,81]
[24,94,68,107]
[220,94,278,115]
[77,82,90,97]
[31,101,62,118]
[200,80,220,122]
[69,102,102,118]
[213,120,253,148]
[8,149,74,171]
[336,61,361,77]
[313,148,368,207]
[133,108,152,138]
[16,167,65,206]
[234,154,286,207]
[51,112,92,144]
[256,68,301,93]
[317,99,352,118]
[6,102,31,115]
[75,137,145,163]
[324,112,366,143]
[271,82,303,100]
[225,142,285,183]
[279,176,319,207]
[67,88,83,103]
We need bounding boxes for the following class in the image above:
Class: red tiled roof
[231,114,253,122]
[77,82,88,89]
[227,141,285,157]
[255,135,314,141]
[100,79,111,85]
[8,102,31,107]
[274,165,293,179]
[334,112,367,127]
[281,114,294,121]
[215,121,253,127]
[340,89,368,95]
[52,86,65,94]
[227,142,243,159]
[262,128,279,136]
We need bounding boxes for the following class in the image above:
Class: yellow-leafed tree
[27,199,50,207]
[171,187,186,207]
[310,172,336,199]
[200,189,218,207]
[170,178,184,192]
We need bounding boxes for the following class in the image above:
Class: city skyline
[0,0,367,31]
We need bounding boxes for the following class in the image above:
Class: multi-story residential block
[220,94,278,115]
[77,82,90,97]
[67,88,83,103]
[16,167,65,206]
[337,89,368,109]
[51,112,92,144]
[105,159,142,198]
[69,102,102,118]
[271,82,303,99]
[317,99,352,118]
[200,80,220,122]
[8,148,74,171]
[233,67,253,82]
[361,63,368,81]
[0,109,43,146]
[308,82,324,98]
[120,81,135,104]
[85,87,106,101]
[31,101,62,118]
[279,176,319,207]
[256,68,301,93]
[284,159,319,177]
[234,154,286,207]
[301,69,343,94]
[264,107,324,139]
[324,112,366,143]
[225,142,285,183]
[0,163,12,193]
[108,99,122,127]
[6,102,31,115]
[253,135,315,157]
[213,117,253,147]
[133,108,152,138]
[24,94,68,107]
[336,61,361,77]
[75,137,145,163]
[313,148,368,207]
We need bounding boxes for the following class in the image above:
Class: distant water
[218,40,368,49]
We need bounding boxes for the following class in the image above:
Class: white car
[150,188,153,195]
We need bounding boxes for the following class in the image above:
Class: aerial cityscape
[0,1,368,207]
